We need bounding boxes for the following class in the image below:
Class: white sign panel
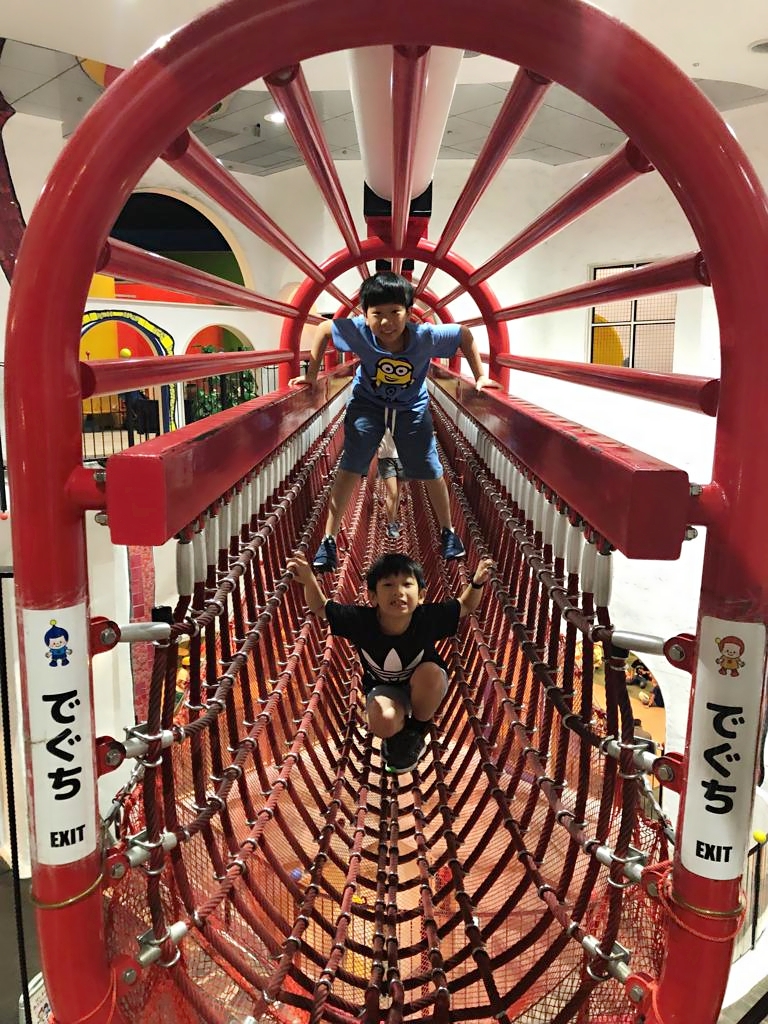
[681,617,765,880]
[23,606,96,866]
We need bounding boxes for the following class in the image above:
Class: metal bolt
[100,627,118,647]
[628,983,645,1004]
[122,968,138,986]
[94,512,109,526]
[105,748,122,767]
[684,526,699,541]
[689,482,703,497]
[110,861,126,880]
[93,470,107,484]
[656,763,675,783]
[668,643,686,663]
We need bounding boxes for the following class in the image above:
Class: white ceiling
[1,1,767,175]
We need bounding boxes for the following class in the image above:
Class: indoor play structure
[5,1,768,1022]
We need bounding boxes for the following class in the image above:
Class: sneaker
[440,528,466,561]
[386,521,401,539]
[382,724,427,774]
[312,535,337,573]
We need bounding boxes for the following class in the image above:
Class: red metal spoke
[435,140,654,310]
[101,237,323,321]
[391,46,430,256]
[496,352,719,415]
[418,68,550,298]
[265,65,368,279]
[80,349,292,398]
[163,130,353,308]
[462,250,708,327]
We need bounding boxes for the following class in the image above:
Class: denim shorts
[339,396,443,479]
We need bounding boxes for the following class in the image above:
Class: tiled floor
[719,974,768,1023]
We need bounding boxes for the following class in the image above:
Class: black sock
[409,716,431,734]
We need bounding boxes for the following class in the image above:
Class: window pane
[592,323,631,366]
[593,297,633,323]
[636,291,677,322]
[633,323,675,373]
[591,265,637,323]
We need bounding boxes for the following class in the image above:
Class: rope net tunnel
[105,404,674,1024]
[5,2,768,1024]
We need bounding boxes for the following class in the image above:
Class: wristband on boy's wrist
[470,579,485,589]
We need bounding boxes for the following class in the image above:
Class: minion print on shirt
[373,356,414,400]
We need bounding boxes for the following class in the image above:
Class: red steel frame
[5,1,768,1023]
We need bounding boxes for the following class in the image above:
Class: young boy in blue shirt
[287,550,493,773]
[289,272,497,572]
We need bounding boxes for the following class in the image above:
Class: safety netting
[102,384,673,1024]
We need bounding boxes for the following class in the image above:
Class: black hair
[359,272,414,312]
[366,553,425,592]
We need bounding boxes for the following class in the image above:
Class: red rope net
[103,387,671,1024]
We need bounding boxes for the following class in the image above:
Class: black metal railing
[81,363,292,461]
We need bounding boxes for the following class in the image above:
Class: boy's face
[365,303,409,349]
[369,572,425,618]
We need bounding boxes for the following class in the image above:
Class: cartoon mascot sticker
[44,620,72,667]
[373,357,414,401]
[715,635,746,677]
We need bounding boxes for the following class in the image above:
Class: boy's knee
[411,663,448,696]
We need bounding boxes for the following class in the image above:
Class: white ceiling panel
[1,31,767,177]
[524,106,626,157]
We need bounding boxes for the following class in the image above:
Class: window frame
[587,260,677,371]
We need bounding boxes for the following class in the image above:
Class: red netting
[103,391,670,1023]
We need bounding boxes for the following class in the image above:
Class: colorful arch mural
[81,309,176,429]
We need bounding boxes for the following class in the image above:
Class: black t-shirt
[325,599,461,694]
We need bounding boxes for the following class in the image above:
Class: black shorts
[378,457,405,481]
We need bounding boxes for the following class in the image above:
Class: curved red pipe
[278,237,510,390]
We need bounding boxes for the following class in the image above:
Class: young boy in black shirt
[287,550,493,773]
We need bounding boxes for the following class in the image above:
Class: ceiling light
[749,39,768,54]
[264,110,286,124]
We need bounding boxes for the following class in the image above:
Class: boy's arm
[457,557,494,618]
[286,553,329,619]
[458,326,500,392]
[288,319,334,388]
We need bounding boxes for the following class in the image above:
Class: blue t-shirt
[331,317,462,409]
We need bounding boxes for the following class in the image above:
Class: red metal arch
[278,238,510,389]
[5,3,768,1023]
